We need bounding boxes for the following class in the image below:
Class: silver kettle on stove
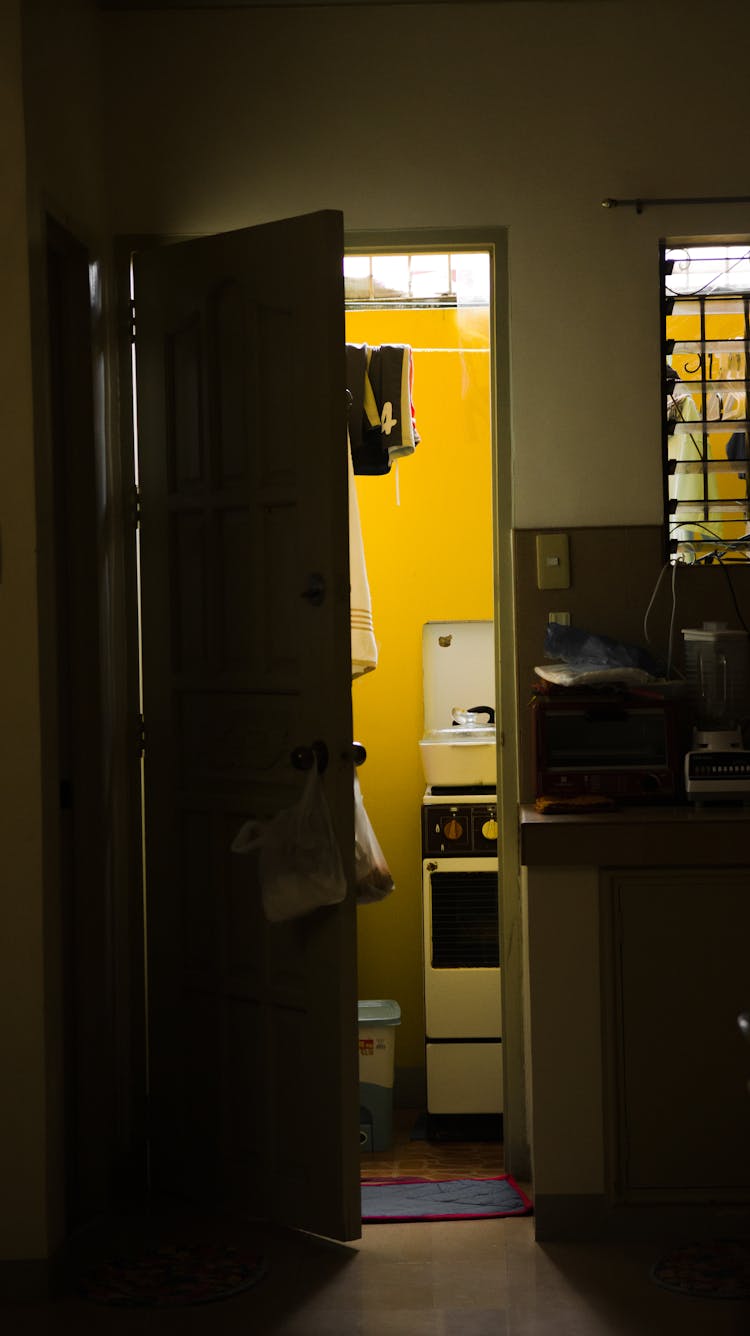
[451,705,495,728]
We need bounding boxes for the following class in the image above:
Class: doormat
[651,1239,750,1301]
[361,1175,532,1222]
[80,1243,268,1307]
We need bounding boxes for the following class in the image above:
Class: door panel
[134,210,360,1241]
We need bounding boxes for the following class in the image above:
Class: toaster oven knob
[444,817,464,841]
[481,817,498,840]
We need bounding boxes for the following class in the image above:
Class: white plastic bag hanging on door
[231,766,347,923]
[353,772,394,904]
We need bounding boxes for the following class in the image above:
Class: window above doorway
[664,242,750,565]
[344,252,490,310]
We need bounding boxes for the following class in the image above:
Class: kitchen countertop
[519,801,750,867]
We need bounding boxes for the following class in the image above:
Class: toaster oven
[532,691,681,801]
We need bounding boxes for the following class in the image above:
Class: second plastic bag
[231,766,347,924]
[353,772,394,904]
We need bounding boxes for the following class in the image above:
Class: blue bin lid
[358,999,400,1026]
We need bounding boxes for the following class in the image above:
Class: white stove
[419,623,502,1120]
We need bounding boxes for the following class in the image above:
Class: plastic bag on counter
[354,772,394,904]
[534,662,656,688]
[231,766,347,923]
[544,622,665,677]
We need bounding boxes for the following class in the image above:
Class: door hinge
[133,483,142,530]
[130,298,136,345]
[138,712,146,758]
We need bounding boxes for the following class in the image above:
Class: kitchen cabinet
[604,867,750,1200]
[520,804,750,1240]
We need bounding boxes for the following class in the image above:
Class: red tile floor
[360,1108,505,1180]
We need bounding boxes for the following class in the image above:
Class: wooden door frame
[113,234,163,1196]
[29,213,134,1228]
[345,227,528,1178]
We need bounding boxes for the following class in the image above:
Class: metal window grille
[663,242,750,565]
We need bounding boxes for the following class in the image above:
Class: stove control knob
[444,817,464,841]
[481,817,498,841]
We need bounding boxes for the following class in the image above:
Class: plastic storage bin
[358,999,401,1152]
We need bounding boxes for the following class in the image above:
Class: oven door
[422,856,501,1039]
[422,855,502,1114]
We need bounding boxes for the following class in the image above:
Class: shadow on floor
[6,1200,361,1334]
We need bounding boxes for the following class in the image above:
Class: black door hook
[290,739,329,773]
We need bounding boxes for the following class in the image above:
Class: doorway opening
[343,246,504,1160]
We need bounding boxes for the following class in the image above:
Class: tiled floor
[361,1109,506,1181]
[5,1114,750,1334]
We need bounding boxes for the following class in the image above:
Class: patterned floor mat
[80,1242,268,1307]
[651,1239,750,1300]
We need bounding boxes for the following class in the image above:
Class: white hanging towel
[348,433,378,678]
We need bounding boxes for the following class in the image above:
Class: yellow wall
[345,306,493,1076]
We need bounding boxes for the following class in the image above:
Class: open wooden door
[134,210,360,1241]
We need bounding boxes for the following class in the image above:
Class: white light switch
[536,533,570,589]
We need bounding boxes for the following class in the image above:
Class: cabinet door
[611,868,750,1197]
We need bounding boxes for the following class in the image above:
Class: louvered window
[430,871,500,969]
[663,243,750,564]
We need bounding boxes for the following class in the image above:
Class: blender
[683,623,750,801]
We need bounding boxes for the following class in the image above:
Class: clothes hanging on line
[669,385,746,544]
[346,343,420,476]
[347,430,378,678]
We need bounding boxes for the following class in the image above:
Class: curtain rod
[602,196,750,215]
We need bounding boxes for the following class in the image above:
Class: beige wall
[99,0,750,529]
[1,0,112,1270]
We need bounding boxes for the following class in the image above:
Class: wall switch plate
[536,533,570,589]
[548,611,571,625]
